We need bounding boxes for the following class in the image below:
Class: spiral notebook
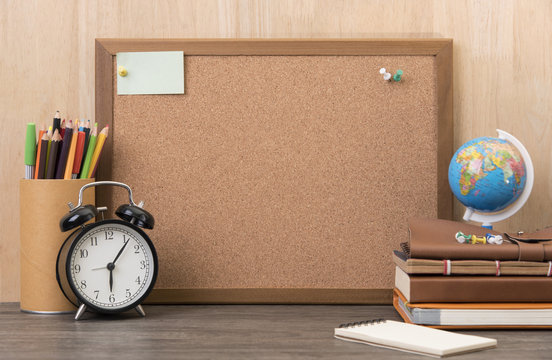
[334,319,497,358]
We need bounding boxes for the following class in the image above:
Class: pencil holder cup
[20,179,95,313]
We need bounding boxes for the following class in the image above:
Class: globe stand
[462,129,534,229]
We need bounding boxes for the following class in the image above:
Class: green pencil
[79,123,97,179]
[24,123,36,179]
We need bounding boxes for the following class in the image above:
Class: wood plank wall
[1,0,551,302]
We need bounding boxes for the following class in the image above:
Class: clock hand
[92,266,107,271]
[104,239,130,294]
[109,268,113,292]
[112,239,130,264]
[107,262,115,292]
[103,239,131,294]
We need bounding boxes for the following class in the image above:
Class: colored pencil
[81,120,91,168]
[55,120,73,179]
[52,111,61,134]
[88,125,108,178]
[64,121,79,179]
[71,129,86,179]
[60,119,66,139]
[24,116,105,180]
[80,123,97,179]
[44,126,53,176]
[33,124,46,179]
[46,129,61,179]
[24,123,36,179]
[36,133,49,179]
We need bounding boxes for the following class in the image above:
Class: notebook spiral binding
[338,319,386,328]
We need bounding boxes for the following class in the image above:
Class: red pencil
[71,130,86,178]
[60,119,66,139]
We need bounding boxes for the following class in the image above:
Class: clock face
[67,220,158,312]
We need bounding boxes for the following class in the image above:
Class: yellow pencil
[88,125,109,178]
[63,120,79,179]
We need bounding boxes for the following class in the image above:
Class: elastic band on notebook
[548,262,552,277]
[495,260,501,276]
[443,260,451,275]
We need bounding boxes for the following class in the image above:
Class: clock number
[105,231,114,240]
[80,249,88,258]
[80,280,87,289]
[73,264,81,273]
[109,294,115,303]
[90,237,98,246]
[140,260,146,269]
[94,290,99,299]
[134,244,140,254]
[135,276,141,285]
[126,289,132,298]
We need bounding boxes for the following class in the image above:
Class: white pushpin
[455,231,471,244]
[379,68,392,81]
[486,234,504,245]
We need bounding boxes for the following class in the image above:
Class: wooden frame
[95,39,452,304]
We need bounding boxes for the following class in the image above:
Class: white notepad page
[334,320,497,358]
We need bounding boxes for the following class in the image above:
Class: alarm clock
[56,181,158,320]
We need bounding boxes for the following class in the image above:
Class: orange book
[393,288,552,329]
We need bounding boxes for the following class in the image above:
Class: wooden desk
[1,303,549,359]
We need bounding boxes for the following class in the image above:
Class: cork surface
[111,55,438,290]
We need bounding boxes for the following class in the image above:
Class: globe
[448,136,527,213]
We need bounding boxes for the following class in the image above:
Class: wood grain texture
[94,40,114,209]
[1,303,551,359]
[2,0,552,301]
[98,38,451,55]
[145,288,392,304]
[435,41,454,220]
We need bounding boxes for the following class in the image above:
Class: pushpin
[471,235,487,244]
[393,69,403,82]
[118,65,128,77]
[379,68,392,81]
[486,233,504,245]
[455,231,471,244]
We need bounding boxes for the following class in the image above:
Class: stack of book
[392,218,552,329]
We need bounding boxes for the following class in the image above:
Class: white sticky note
[116,51,184,95]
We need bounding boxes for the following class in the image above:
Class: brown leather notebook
[395,266,552,303]
[393,289,552,329]
[407,218,552,262]
[393,250,552,276]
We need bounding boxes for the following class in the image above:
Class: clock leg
[135,305,146,317]
[75,304,87,320]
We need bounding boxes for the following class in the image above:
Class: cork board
[95,39,453,304]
